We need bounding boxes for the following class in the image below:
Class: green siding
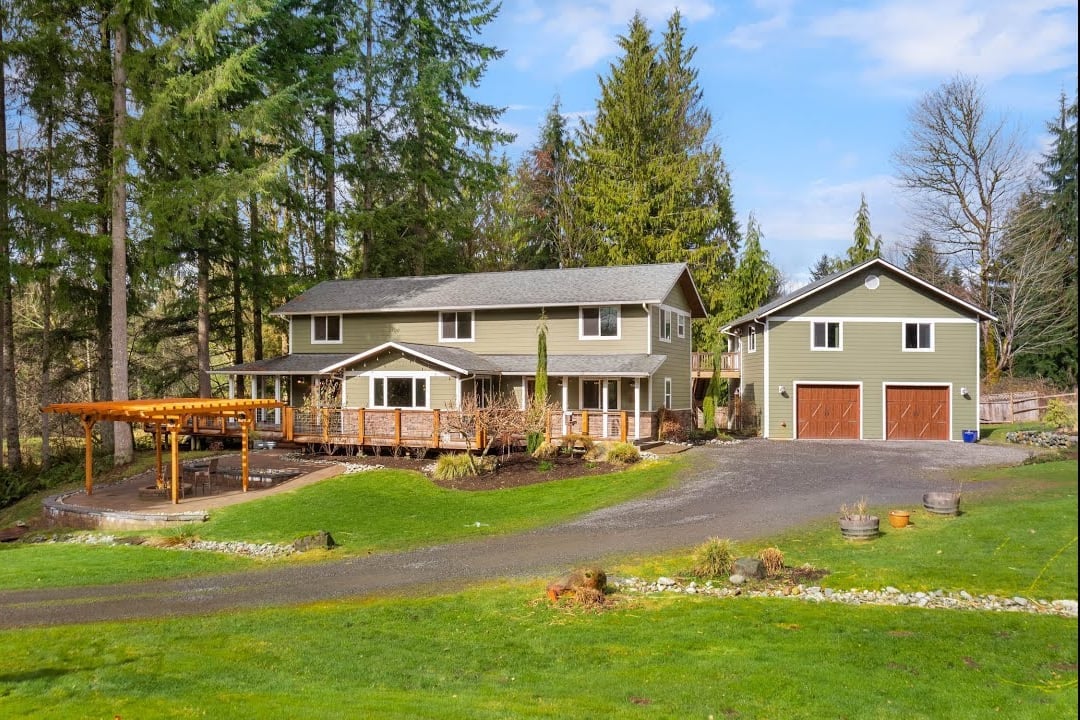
[653,298,693,411]
[766,319,979,440]
[778,269,970,319]
[739,325,765,417]
[290,304,650,355]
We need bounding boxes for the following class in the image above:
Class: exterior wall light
[778,385,787,396]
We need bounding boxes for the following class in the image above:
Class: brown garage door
[886,386,950,440]
[796,385,860,439]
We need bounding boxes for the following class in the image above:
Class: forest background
[0,1,1075,476]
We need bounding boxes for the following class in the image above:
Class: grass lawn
[622,460,1078,599]
[0,585,1074,719]
[0,458,682,590]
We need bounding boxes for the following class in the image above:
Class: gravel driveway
[0,439,1031,628]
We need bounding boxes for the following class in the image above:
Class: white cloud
[505,0,717,75]
[810,0,1078,81]
[749,174,908,286]
[725,0,793,50]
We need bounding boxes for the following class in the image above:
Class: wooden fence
[979,389,1078,424]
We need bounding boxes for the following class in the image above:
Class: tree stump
[546,567,607,601]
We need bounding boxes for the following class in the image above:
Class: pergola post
[154,423,164,488]
[240,415,251,492]
[81,416,95,496]
[168,422,181,505]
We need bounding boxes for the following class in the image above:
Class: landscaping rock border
[1005,430,1077,448]
[611,575,1078,618]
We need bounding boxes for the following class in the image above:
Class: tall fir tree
[843,193,882,268]
[574,12,739,347]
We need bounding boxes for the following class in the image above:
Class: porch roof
[216,353,356,375]
[488,353,667,377]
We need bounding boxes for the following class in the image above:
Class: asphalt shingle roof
[216,354,354,375]
[485,354,667,376]
[272,263,706,317]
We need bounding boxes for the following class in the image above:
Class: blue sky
[474,0,1079,286]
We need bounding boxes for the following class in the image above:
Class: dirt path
[0,440,1031,629]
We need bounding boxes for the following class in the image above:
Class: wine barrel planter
[923,492,960,516]
[888,510,911,528]
[839,516,880,541]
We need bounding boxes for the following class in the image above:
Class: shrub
[525,431,545,455]
[703,396,716,432]
[433,453,476,481]
[605,442,640,465]
[560,433,594,454]
[584,442,609,462]
[1043,399,1077,431]
[691,537,736,579]
[531,441,559,460]
[758,547,785,576]
[659,417,688,443]
[537,460,554,472]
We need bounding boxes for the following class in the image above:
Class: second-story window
[312,315,342,344]
[811,321,842,350]
[677,314,686,338]
[659,309,672,342]
[440,311,474,341]
[903,322,934,351]
[748,326,757,353]
[581,305,619,339]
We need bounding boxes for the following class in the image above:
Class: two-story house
[721,257,995,441]
[218,263,706,448]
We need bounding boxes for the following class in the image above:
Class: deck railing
[692,351,740,375]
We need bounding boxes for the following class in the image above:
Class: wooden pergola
[42,398,285,504]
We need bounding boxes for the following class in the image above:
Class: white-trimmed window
[659,308,672,342]
[581,305,620,339]
[663,377,673,408]
[748,326,757,353]
[474,376,494,407]
[811,321,842,350]
[439,311,474,342]
[371,376,428,409]
[311,314,342,344]
[581,378,620,410]
[676,314,686,338]
[903,322,934,351]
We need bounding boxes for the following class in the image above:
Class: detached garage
[796,385,860,439]
[885,385,950,440]
[720,257,996,442]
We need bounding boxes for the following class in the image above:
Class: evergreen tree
[574,12,739,346]
[904,232,953,287]
[0,4,21,467]
[843,193,882,268]
[808,253,837,281]
[726,215,781,319]
[515,98,576,269]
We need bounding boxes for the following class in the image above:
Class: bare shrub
[758,547,785,576]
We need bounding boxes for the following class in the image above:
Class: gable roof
[272,263,707,317]
[319,342,504,376]
[721,257,996,331]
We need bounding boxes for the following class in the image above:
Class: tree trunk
[231,205,245,397]
[110,15,133,463]
[250,194,264,362]
[0,10,22,468]
[197,248,212,397]
[41,121,57,470]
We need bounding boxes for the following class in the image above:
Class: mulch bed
[308,450,621,491]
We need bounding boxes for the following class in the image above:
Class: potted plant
[838,497,879,540]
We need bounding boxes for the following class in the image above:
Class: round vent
[864,274,880,290]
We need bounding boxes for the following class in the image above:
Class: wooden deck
[180,407,658,450]
[692,352,740,379]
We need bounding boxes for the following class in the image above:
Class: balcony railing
[692,352,740,377]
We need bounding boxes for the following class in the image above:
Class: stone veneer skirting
[43,490,209,531]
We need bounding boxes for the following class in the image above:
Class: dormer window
[581,305,620,339]
[439,311,474,342]
[311,315,342,344]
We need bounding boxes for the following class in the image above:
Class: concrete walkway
[0,439,1031,628]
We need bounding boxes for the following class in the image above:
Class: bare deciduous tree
[895,74,1025,313]
[992,194,1075,374]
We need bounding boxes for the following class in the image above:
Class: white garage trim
[882,381,953,442]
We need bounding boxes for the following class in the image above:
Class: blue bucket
[962,429,977,443]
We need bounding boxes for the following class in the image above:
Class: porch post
[634,379,641,441]
[240,415,251,492]
[169,422,181,505]
[561,376,569,435]
[274,376,282,425]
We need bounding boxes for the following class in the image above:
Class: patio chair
[191,458,219,495]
